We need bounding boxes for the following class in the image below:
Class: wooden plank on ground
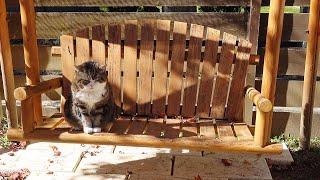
[197,28,220,118]
[173,155,272,179]
[75,28,90,65]
[8,13,248,39]
[182,24,204,117]
[123,20,138,114]
[138,20,154,115]
[211,33,237,119]
[107,24,122,108]
[167,21,187,116]
[152,20,170,115]
[92,25,106,65]
[233,123,253,140]
[60,35,75,108]
[216,122,236,141]
[226,39,252,122]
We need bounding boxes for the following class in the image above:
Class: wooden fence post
[299,0,320,150]
[245,0,262,124]
[0,0,18,128]
[19,0,42,125]
[254,0,285,147]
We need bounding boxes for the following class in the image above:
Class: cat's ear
[99,64,107,70]
[74,65,80,73]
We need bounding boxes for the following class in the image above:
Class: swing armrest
[245,86,273,113]
[14,77,63,101]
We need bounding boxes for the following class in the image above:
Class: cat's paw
[83,127,93,134]
[93,127,101,133]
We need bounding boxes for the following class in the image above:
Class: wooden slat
[138,20,154,115]
[164,119,182,139]
[145,119,164,137]
[33,0,251,6]
[233,124,253,141]
[60,35,75,110]
[107,24,122,108]
[182,24,204,117]
[123,20,138,114]
[37,118,71,129]
[226,39,252,122]
[199,122,217,138]
[7,13,248,39]
[260,14,309,41]
[257,48,320,76]
[152,20,170,115]
[197,28,220,118]
[216,123,236,141]
[127,119,147,135]
[167,21,187,116]
[75,28,90,65]
[211,33,237,119]
[92,25,106,65]
[109,118,132,134]
[182,121,198,137]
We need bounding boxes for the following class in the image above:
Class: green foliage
[0,118,10,148]
[271,134,320,152]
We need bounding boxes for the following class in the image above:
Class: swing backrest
[60,20,252,121]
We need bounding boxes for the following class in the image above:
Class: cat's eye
[82,80,90,85]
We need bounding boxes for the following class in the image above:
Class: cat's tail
[63,97,83,129]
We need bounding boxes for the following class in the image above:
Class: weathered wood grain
[92,25,106,65]
[182,24,204,117]
[260,14,309,41]
[123,20,138,114]
[138,20,154,115]
[197,28,220,118]
[19,0,42,125]
[226,40,252,122]
[167,21,187,116]
[211,33,237,119]
[60,35,75,110]
[107,24,122,108]
[152,20,170,115]
[75,28,90,65]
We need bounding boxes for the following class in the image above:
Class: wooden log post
[0,0,18,128]
[299,0,320,150]
[19,0,42,125]
[254,0,285,147]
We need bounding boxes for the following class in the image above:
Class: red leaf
[221,159,232,166]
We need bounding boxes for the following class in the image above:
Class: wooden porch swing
[4,0,285,154]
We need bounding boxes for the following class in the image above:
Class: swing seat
[8,20,282,154]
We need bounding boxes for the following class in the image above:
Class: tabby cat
[64,61,118,134]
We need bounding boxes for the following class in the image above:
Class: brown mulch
[270,149,320,180]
